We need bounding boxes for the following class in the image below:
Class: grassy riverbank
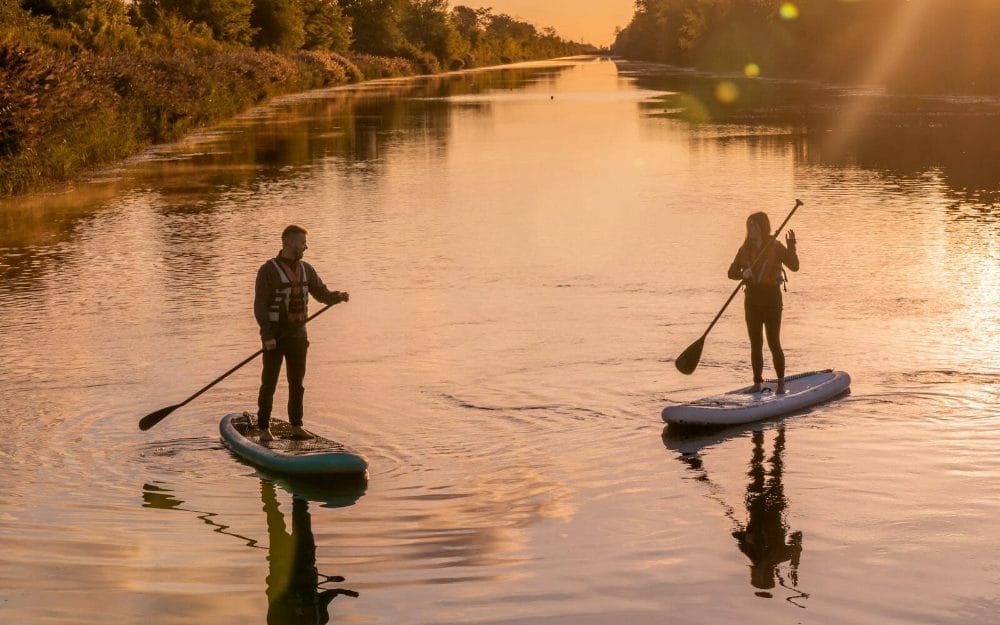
[1,44,383,196]
[1,0,594,197]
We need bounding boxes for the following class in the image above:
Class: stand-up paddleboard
[220,412,368,476]
[662,370,851,426]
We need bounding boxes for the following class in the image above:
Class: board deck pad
[662,370,851,426]
[230,413,353,453]
[220,412,368,475]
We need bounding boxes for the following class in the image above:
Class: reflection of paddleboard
[662,421,763,458]
[220,413,368,476]
[662,370,851,426]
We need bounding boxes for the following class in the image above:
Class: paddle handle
[768,198,802,249]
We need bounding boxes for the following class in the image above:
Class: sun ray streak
[823,1,934,160]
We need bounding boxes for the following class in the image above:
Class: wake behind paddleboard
[220,412,368,476]
[662,370,851,426]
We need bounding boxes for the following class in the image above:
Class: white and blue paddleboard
[220,412,368,476]
[662,370,851,426]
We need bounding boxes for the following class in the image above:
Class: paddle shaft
[169,348,264,413]
[697,199,802,340]
[139,301,336,430]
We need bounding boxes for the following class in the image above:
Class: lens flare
[715,81,739,104]
[779,3,799,20]
[677,93,710,123]
[744,63,761,78]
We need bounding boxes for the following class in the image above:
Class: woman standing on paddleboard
[728,212,799,394]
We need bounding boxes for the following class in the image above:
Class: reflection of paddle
[139,302,337,431]
[675,199,803,375]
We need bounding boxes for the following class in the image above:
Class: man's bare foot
[289,425,313,439]
[259,427,274,442]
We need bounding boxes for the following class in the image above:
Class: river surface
[2,56,1000,624]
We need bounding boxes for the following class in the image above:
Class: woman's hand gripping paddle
[674,199,803,375]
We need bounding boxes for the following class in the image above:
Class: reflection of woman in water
[730,428,803,596]
[261,481,358,624]
[664,424,807,602]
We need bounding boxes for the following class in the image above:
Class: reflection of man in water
[731,428,803,594]
[261,481,358,624]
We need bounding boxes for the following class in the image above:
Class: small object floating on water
[662,369,851,426]
[220,412,368,475]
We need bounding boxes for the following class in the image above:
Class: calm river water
[3,56,1000,624]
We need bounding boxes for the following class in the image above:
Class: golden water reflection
[0,60,585,291]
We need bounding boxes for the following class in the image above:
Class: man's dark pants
[257,336,309,429]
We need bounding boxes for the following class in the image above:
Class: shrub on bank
[347,53,419,80]
[0,41,133,195]
[294,50,349,86]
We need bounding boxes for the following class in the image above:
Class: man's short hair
[282,224,307,244]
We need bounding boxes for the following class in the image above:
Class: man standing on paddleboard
[254,225,349,442]
[728,212,799,394]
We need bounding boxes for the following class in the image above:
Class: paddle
[139,301,338,431]
[674,199,803,375]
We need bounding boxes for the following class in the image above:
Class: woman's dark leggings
[745,303,784,384]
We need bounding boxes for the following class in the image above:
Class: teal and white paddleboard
[220,412,368,476]
[662,369,851,426]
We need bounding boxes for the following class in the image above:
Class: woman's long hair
[743,212,772,250]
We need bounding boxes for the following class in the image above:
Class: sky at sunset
[452,0,635,47]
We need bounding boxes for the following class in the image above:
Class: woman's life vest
[267,259,309,323]
[744,242,786,287]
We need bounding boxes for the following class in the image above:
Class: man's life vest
[267,259,309,323]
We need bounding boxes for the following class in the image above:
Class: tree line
[1,0,594,195]
[8,0,592,71]
[613,0,1000,95]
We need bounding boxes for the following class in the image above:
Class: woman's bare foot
[776,380,786,395]
[750,383,762,393]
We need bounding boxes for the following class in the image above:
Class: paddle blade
[139,404,181,431]
[674,337,705,375]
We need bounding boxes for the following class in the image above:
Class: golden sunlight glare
[715,81,739,104]
[779,3,799,21]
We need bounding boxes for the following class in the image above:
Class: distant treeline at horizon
[0,0,596,196]
[613,0,1000,95]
